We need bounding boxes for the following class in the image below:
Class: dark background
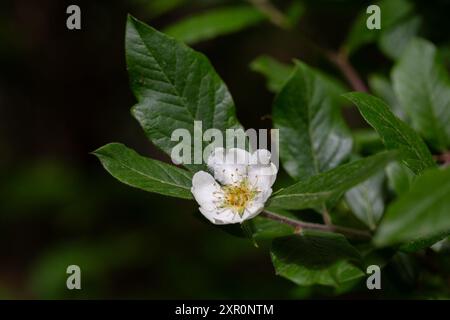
[0,0,449,299]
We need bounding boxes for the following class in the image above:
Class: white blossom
[191,148,278,224]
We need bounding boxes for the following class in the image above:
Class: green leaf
[136,0,186,18]
[271,231,364,287]
[399,230,450,253]
[273,62,352,180]
[163,6,265,45]
[368,74,405,120]
[250,55,293,92]
[385,161,415,195]
[269,151,397,210]
[343,92,435,175]
[374,167,450,247]
[345,0,414,55]
[126,15,241,172]
[345,172,385,230]
[392,38,450,151]
[379,15,421,60]
[93,143,193,199]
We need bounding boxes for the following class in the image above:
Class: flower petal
[207,148,250,185]
[200,207,242,225]
[250,149,272,166]
[191,171,223,211]
[248,162,278,191]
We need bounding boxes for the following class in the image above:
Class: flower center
[221,179,257,216]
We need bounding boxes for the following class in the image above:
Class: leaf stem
[261,210,372,239]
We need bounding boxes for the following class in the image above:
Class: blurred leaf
[30,234,146,298]
[163,6,265,45]
[134,0,187,18]
[269,151,397,210]
[273,62,352,181]
[345,171,384,230]
[250,55,293,92]
[389,252,419,287]
[385,161,414,195]
[368,74,405,120]
[343,92,435,174]
[352,129,383,154]
[374,167,450,247]
[400,230,450,253]
[126,15,242,172]
[94,143,193,199]
[345,0,414,55]
[379,16,421,60]
[285,0,305,27]
[392,38,450,151]
[271,231,364,287]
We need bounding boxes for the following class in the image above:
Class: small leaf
[269,151,397,210]
[345,172,385,230]
[250,55,293,92]
[126,15,242,172]
[379,15,421,60]
[273,62,352,180]
[93,143,193,199]
[271,231,364,287]
[374,167,450,247]
[163,6,265,45]
[138,0,187,18]
[343,92,435,174]
[344,0,414,55]
[392,38,450,151]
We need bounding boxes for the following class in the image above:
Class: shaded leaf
[374,167,450,247]
[345,172,385,230]
[392,38,450,151]
[163,6,265,45]
[271,231,364,287]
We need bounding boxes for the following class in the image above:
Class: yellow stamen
[221,179,257,216]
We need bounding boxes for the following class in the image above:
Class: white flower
[191,148,278,225]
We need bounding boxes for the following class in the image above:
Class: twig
[325,49,368,92]
[247,0,288,29]
[434,151,450,166]
[250,2,369,93]
[261,210,372,239]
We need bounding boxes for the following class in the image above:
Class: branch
[325,50,368,92]
[247,0,288,29]
[261,210,372,239]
